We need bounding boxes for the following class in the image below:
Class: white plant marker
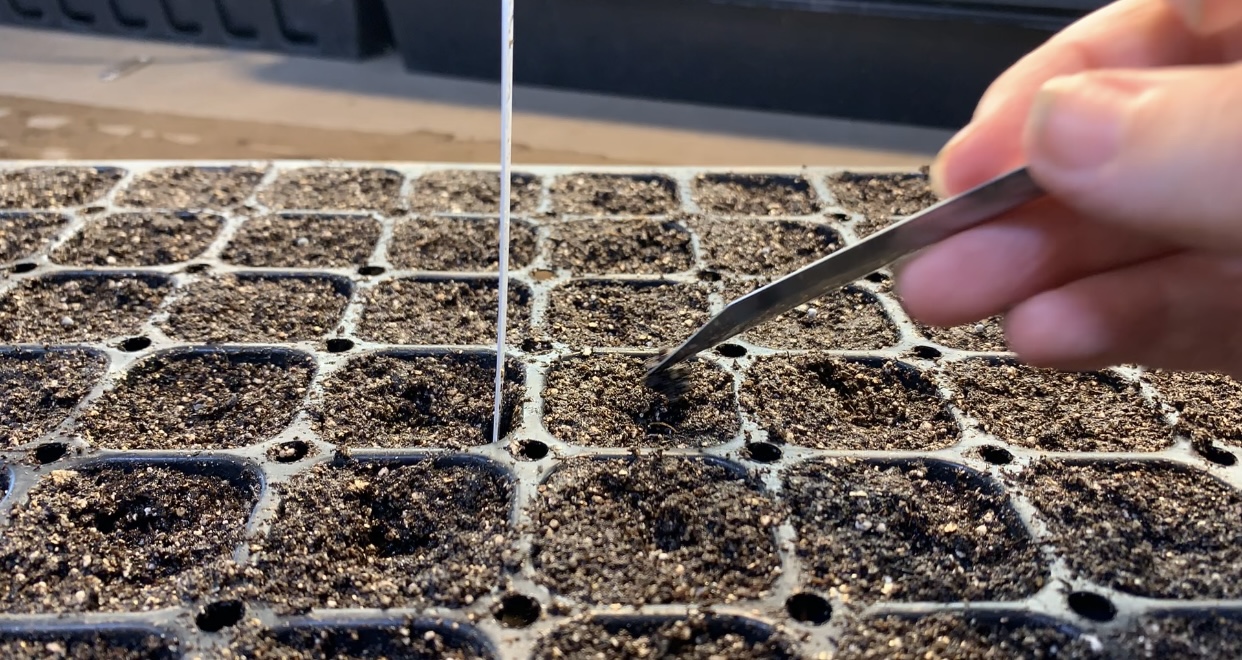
[492,0,516,443]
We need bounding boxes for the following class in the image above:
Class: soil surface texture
[0,633,177,660]
[222,213,382,269]
[257,168,402,211]
[0,348,106,448]
[827,170,937,238]
[160,275,348,343]
[0,212,66,262]
[1024,460,1242,599]
[357,278,529,345]
[723,279,898,351]
[742,356,958,450]
[52,211,222,267]
[76,350,312,450]
[543,354,738,448]
[0,166,123,209]
[389,216,537,271]
[0,274,167,343]
[949,361,1171,452]
[534,616,798,659]
[833,614,1104,660]
[692,173,821,216]
[242,459,515,613]
[917,316,1009,352]
[117,166,265,209]
[1145,370,1242,447]
[785,459,1044,603]
[693,219,841,276]
[315,352,523,448]
[0,464,256,613]
[530,455,783,605]
[225,622,489,660]
[547,218,693,275]
[1115,614,1242,659]
[409,169,542,214]
[550,174,680,215]
[546,281,710,348]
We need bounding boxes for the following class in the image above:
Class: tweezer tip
[643,349,691,400]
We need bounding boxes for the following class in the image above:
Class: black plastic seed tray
[2,160,1242,658]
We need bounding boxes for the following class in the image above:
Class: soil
[833,613,1104,660]
[742,356,958,450]
[827,169,938,238]
[0,633,177,660]
[76,350,312,450]
[0,348,107,448]
[533,616,798,659]
[917,316,1008,352]
[0,464,256,613]
[221,213,382,269]
[721,279,899,351]
[529,455,783,605]
[116,166,265,209]
[691,173,822,216]
[550,174,680,215]
[0,166,124,209]
[241,459,516,613]
[356,278,530,345]
[159,275,349,343]
[542,354,739,448]
[0,274,168,343]
[409,169,542,214]
[0,212,67,263]
[948,360,1171,452]
[225,622,490,660]
[52,211,222,267]
[1114,614,1242,659]
[1144,370,1242,447]
[546,281,710,348]
[785,458,1044,603]
[257,168,403,211]
[1023,460,1242,599]
[314,352,523,449]
[692,219,841,276]
[389,216,537,271]
[547,219,694,275]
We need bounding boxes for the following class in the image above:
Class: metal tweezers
[646,166,1045,378]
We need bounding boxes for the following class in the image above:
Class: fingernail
[1028,75,1137,173]
[929,125,973,198]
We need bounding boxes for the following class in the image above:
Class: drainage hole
[120,336,151,352]
[195,600,245,632]
[744,442,782,463]
[715,343,747,358]
[1067,591,1116,622]
[326,338,355,353]
[494,593,541,628]
[786,592,831,625]
[697,270,723,282]
[32,442,69,464]
[268,440,311,463]
[864,271,890,284]
[531,269,556,282]
[518,440,549,461]
[11,262,37,274]
[358,265,385,276]
[978,444,1014,465]
[1196,441,1237,466]
[911,345,942,360]
[183,263,211,274]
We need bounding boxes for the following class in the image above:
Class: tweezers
[646,166,1045,378]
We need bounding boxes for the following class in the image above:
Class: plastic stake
[492,0,516,443]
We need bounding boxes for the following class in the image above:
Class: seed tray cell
[0,348,106,449]
[220,213,382,269]
[546,218,694,275]
[546,280,710,348]
[827,170,939,238]
[51,211,223,267]
[833,612,1104,660]
[722,279,900,351]
[356,277,531,345]
[256,168,403,212]
[224,620,496,659]
[159,274,350,343]
[0,628,178,660]
[390,216,538,271]
[1144,369,1242,448]
[549,174,680,215]
[916,315,1010,352]
[534,614,799,659]
[692,173,822,217]
[693,219,842,277]
[116,166,266,210]
[1116,613,1242,658]
[0,166,125,209]
[410,169,542,215]
[0,212,68,264]
[0,273,169,343]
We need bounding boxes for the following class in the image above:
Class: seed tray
[2,160,1242,658]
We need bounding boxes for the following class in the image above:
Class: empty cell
[534,615,799,659]
[1113,614,1242,659]
[742,356,958,450]
[357,278,530,345]
[257,168,402,211]
[0,212,67,262]
[546,281,710,348]
[550,174,679,215]
[784,459,1045,603]
[222,214,382,268]
[0,167,124,209]
[530,456,782,605]
[52,211,222,267]
[0,274,168,343]
[389,216,537,271]
[692,173,822,216]
[409,169,541,214]
[229,622,493,659]
[833,613,1104,660]
[76,349,312,450]
[917,316,1009,352]
[117,166,265,209]
[827,170,938,238]
[693,219,841,276]
[1146,369,1242,448]
[0,463,257,613]
[949,360,1172,452]
[547,219,693,275]
[0,348,107,449]
[160,275,349,343]
[722,279,899,351]
[0,631,178,660]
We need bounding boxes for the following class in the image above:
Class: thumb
[1024,64,1242,251]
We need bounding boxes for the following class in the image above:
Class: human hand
[894,0,1242,377]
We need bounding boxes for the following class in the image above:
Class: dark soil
[692,173,821,216]
[827,169,938,238]
[409,169,542,214]
[0,633,177,660]
[693,219,841,276]
[52,211,222,266]
[1114,614,1242,659]
[76,350,312,450]
[917,316,1008,352]
[948,360,1172,452]
[742,356,958,450]
[533,616,799,659]
[241,459,515,613]
[0,464,256,612]
[722,279,899,350]
[222,214,382,268]
[0,212,66,262]
[257,168,402,211]
[546,281,710,348]
[117,166,265,209]
[0,274,167,343]
[314,352,523,448]
[389,216,537,271]
[0,348,107,448]
[1023,460,1242,598]
[784,459,1044,603]
[1145,370,1242,447]
[547,219,693,274]
[356,278,530,345]
[543,354,738,448]
[0,167,124,209]
[833,613,1104,660]
[225,622,491,660]
[160,275,349,343]
[550,174,680,215]
[529,455,783,605]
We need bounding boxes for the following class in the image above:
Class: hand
[894,0,1242,377]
